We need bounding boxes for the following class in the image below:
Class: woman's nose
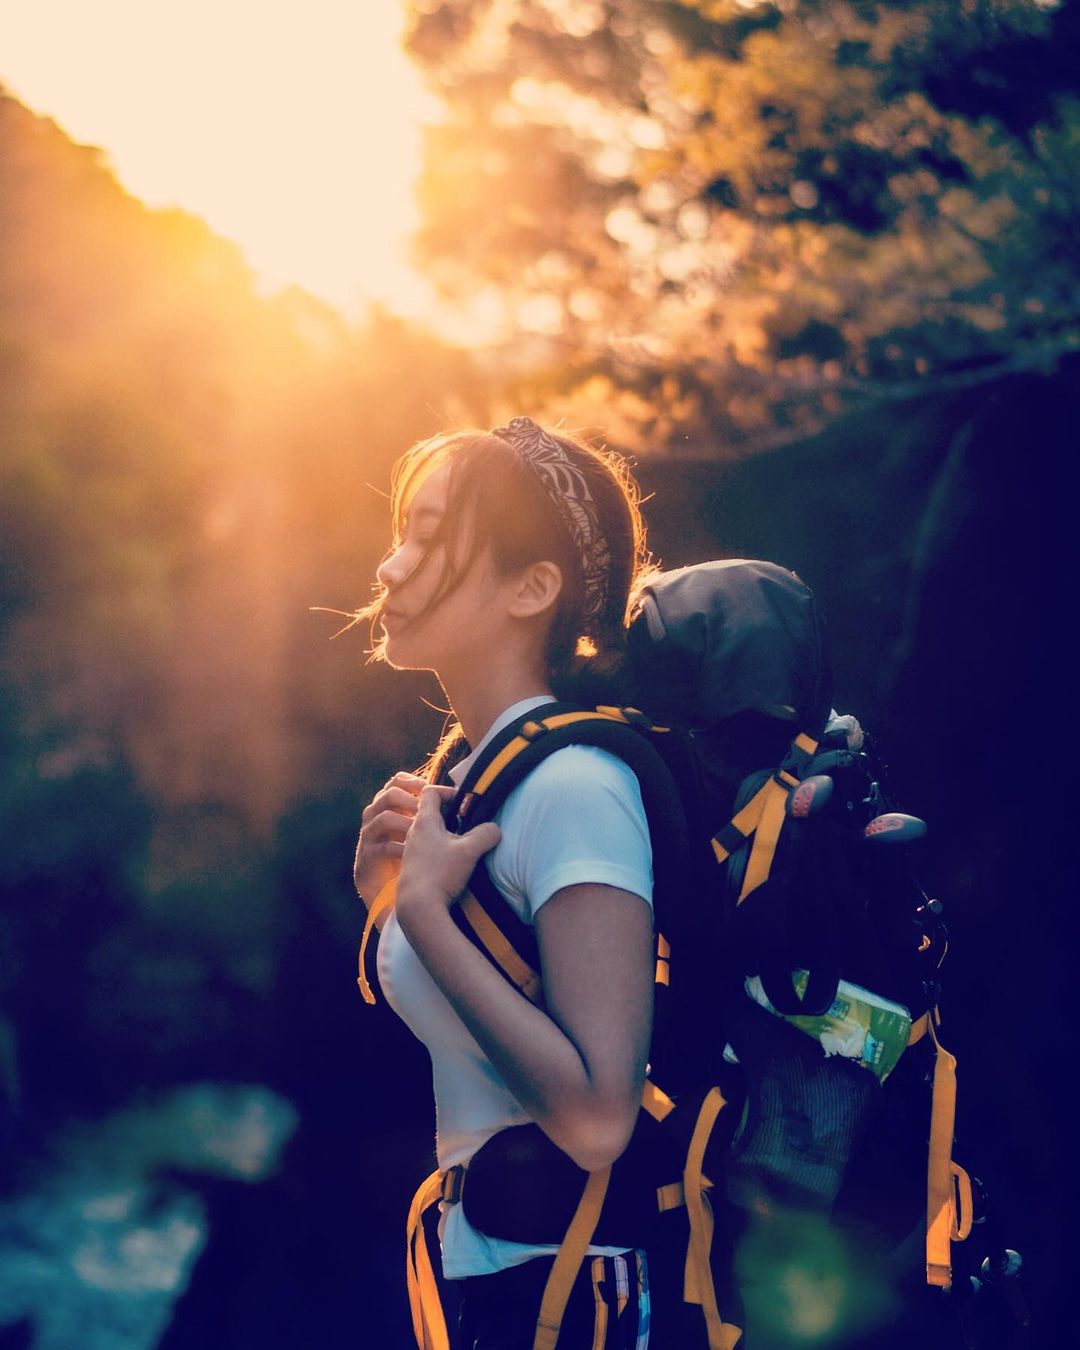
[376,543,411,589]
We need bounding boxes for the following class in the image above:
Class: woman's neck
[439,655,552,749]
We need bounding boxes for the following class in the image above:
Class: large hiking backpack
[360,560,990,1350]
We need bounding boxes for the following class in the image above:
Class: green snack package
[745,972,913,1081]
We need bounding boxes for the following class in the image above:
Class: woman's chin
[382,637,409,670]
[381,637,431,674]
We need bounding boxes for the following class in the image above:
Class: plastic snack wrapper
[745,971,912,1081]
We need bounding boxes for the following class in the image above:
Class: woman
[354,417,676,1348]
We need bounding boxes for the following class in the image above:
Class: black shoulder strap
[447,704,687,1003]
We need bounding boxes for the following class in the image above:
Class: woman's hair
[360,421,654,777]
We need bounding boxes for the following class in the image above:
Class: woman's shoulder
[505,743,645,814]
[491,744,653,917]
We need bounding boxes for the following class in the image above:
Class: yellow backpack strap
[641,1077,676,1121]
[456,891,544,1005]
[710,786,768,864]
[710,733,819,905]
[682,1087,742,1350]
[406,1168,451,1350]
[532,1166,612,1350]
[357,878,398,1005]
[655,932,671,987]
[925,1011,973,1287]
[907,1011,931,1046]
[736,776,793,903]
[469,708,629,799]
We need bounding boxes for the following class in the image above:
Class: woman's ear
[507,560,563,620]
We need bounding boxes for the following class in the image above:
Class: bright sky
[0,0,438,320]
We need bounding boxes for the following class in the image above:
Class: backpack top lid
[626,559,833,734]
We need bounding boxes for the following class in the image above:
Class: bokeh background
[1,1,1076,1347]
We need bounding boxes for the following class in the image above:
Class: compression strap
[457,890,544,1005]
[737,774,794,902]
[641,1078,676,1121]
[655,931,671,987]
[925,1011,972,1287]
[907,1012,930,1046]
[533,1167,612,1350]
[683,1087,742,1350]
[357,878,398,1004]
[406,1169,450,1350]
[710,733,819,904]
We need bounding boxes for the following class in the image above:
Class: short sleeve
[486,745,654,922]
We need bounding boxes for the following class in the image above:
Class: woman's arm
[395,785,654,1172]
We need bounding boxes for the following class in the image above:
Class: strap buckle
[442,1165,466,1205]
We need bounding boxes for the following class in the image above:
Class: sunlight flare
[0,0,437,319]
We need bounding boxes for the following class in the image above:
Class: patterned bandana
[490,416,611,626]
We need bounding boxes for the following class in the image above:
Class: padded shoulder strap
[453,703,686,844]
[447,704,688,1000]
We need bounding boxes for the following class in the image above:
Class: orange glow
[0,0,438,320]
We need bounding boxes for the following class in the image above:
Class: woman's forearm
[395,891,641,1171]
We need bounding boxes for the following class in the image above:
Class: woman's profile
[353,417,696,1348]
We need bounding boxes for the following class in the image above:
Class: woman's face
[375,461,506,677]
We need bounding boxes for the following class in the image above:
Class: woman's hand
[395,785,501,928]
[353,771,428,901]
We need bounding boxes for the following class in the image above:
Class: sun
[0,0,438,320]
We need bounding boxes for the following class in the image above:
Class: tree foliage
[406,0,1080,449]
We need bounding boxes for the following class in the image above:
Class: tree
[405,0,1080,450]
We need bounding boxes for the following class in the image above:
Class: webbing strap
[683,1087,741,1350]
[406,1169,450,1350]
[533,1167,612,1350]
[710,733,819,909]
[590,1257,609,1350]
[787,731,820,765]
[641,1079,676,1122]
[457,892,544,1005]
[357,878,398,1004]
[737,775,793,903]
[656,936,671,988]
[925,1012,969,1288]
[442,1165,466,1205]
[711,789,767,864]
[907,1012,930,1046]
[595,704,669,732]
[657,1180,686,1211]
[951,1162,974,1242]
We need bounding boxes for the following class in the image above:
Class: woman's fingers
[362,785,423,825]
[370,840,405,860]
[413,787,501,857]
[459,821,502,861]
[397,788,502,914]
[363,808,416,841]
[354,772,426,898]
[415,783,447,815]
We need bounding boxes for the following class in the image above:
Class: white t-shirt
[376,695,654,1278]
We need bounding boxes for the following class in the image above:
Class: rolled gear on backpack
[627,563,893,1211]
[624,562,970,1294]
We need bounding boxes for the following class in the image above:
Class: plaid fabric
[454,1243,711,1349]
[455,1250,647,1350]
